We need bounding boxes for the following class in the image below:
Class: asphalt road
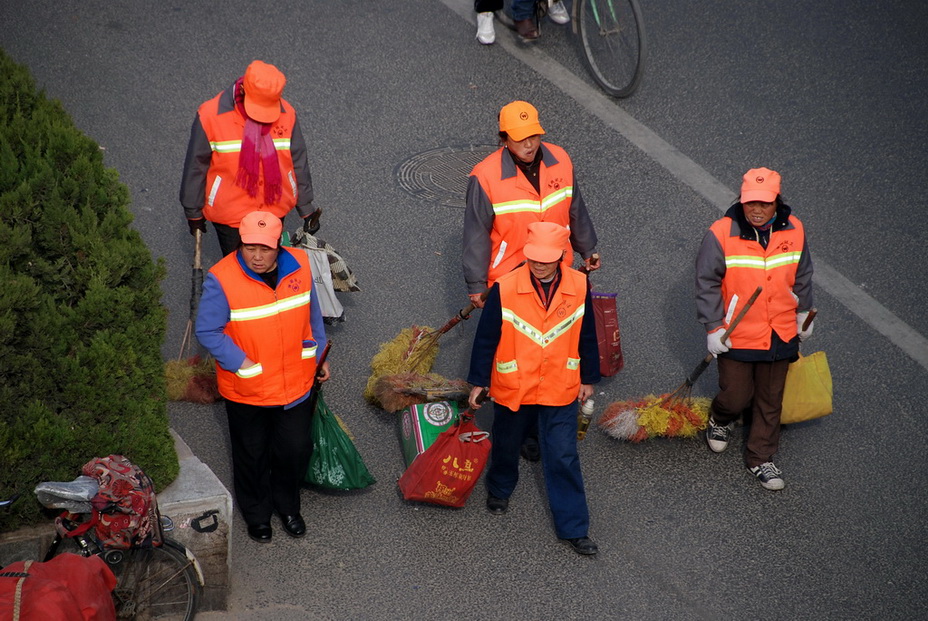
[2,1,926,619]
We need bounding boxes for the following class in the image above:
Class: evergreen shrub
[0,49,178,532]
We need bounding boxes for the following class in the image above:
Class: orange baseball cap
[239,211,282,247]
[243,60,286,123]
[523,221,569,263]
[740,167,781,203]
[499,100,545,142]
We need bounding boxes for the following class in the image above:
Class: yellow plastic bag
[780,351,833,424]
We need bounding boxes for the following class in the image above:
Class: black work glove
[187,218,207,236]
[302,208,322,235]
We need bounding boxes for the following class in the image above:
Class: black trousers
[212,222,241,257]
[225,398,314,526]
[475,0,504,12]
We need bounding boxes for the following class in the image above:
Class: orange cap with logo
[523,221,569,263]
[499,100,545,142]
[239,211,282,247]
[243,60,286,123]
[740,167,781,203]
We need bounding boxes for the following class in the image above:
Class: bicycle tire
[46,536,199,620]
[576,0,647,98]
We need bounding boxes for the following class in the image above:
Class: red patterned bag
[398,416,491,508]
[592,291,624,376]
[76,455,163,550]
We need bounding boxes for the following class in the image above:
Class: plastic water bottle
[577,399,595,441]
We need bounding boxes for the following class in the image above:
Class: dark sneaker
[706,417,733,453]
[514,18,539,41]
[486,494,509,514]
[563,537,598,556]
[748,462,785,491]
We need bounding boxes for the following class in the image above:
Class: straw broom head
[364,326,438,404]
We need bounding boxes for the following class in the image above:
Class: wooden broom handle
[193,228,202,270]
[801,309,817,331]
[686,286,763,385]
[719,286,763,343]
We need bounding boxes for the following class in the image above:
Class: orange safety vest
[490,265,587,411]
[198,93,299,226]
[471,144,575,286]
[210,248,317,406]
[709,215,806,349]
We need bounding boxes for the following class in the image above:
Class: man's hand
[302,208,322,235]
[584,252,602,272]
[578,384,594,402]
[187,218,206,236]
[468,385,488,410]
[469,293,486,309]
[707,327,731,357]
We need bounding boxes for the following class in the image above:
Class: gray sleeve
[462,175,494,294]
[793,235,814,311]
[290,115,315,217]
[695,228,726,331]
[179,114,212,220]
[568,178,598,259]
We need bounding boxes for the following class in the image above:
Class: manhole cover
[395,144,498,208]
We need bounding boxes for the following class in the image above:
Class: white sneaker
[548,0,570,25]
[476,12,496,45]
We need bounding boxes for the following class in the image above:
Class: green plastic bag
[306,390,376,490]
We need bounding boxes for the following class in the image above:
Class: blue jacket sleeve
[194,272,247,372]
[579,287,602,385]
[467,284,502,387]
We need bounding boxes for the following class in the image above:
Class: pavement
[1,1,926,619]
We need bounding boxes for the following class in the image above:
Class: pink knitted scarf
[234,79,282,206]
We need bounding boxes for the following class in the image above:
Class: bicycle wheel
[576,0,647,97]
[107,539,199,621]
[45,536,198,620]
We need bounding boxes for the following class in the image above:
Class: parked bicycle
[499,0,647,98]
[33,476,203,621]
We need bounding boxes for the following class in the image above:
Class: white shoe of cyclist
[548,0,570,25]
[476,12,496,45]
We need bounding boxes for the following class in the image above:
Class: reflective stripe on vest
[228,292,312,322]
[301,342,318,360]
[236,363,263,379]
[491,186,573,216]
[209,138,293,154]
[500,304,585,349]
[724,251,802,271]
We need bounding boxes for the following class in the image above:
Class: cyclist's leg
[475,0,504,10]
[509,0,537,20]
[475,0,502,45]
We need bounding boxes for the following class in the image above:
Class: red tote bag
[398,416,491,508]
[592,290,624,376]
